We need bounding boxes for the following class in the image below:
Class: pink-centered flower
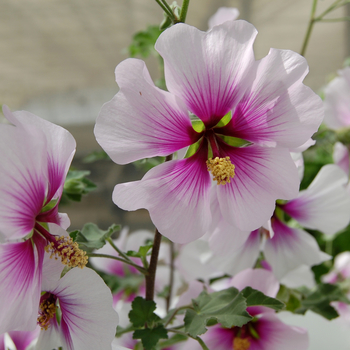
[95,20,323,243]
[36,267,119,350]
[0,106,87,334]
[190,269,309,350]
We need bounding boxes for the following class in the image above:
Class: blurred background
[1,0,349,231]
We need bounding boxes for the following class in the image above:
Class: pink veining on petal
[0,237,44,334]
[113,146,212,243]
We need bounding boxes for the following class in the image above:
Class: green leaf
[158,334,188,349]
[83,150,110,163]
[241,287,285,311]
[70,223,121,252]
[128,25,163,59]
[63,170,97,202]
[129,297,161,328]
[296,283,349,320]
[184,287,252,337]
[126,244,153,259]
[133,326,168,350]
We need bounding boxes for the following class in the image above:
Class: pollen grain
[45,235,88,268]
[207,156,235,185]
[233,337,251,350]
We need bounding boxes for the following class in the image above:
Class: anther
[206,156,235,185]
[233,337,251,350]
[45,235,88,268]
[37,297,57,330]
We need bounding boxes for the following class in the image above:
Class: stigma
[206,156,235,185]
[37,294,57,330]
[45,235,88,268]
[233,337,251,350]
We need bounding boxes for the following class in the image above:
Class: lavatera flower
[0,106,88,334]
[36,260,118,350]
[95,20,323,244]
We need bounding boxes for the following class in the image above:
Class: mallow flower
[95,20,323,243]
[35,266,119,350]
[0,106,87,334]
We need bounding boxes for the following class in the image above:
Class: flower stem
[154,0,176,21]
[145,154,173,301]
[166,241,175,312]
[145,228,163,300]
[168,329,210,350]
[86,253,148,274]
[300,0,318,56]
[179,0,190,23]
[106,237,132,262]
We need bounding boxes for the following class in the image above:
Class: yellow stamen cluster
[206,156,235,185]
[45,235,88,268]
[37,299,57,330]
[233,337,251,350]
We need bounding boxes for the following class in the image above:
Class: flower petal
[282,164,350,235]
[207,7,239,29]
[229,268,279,298]
[0,116,47,240]
[5,106,76,202]
[113,152,212,243]
[94,58,199,164]
[219,48,323,148]
[208,230,261,276]
[264,218,330,279]
[333,142,349,176]
[324,67,350,129]
[155,20,257,126]
[0,239,44,334]
[48,268,118,350]
[217,144,299,231]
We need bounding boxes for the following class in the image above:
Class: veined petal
[155,20,257,126]
[112,152,212,243]
[218,49,323,148]
[217,144,299,231]
[7,328,40,350]
[282,164,350,235]
[47,268,118,350]
[0,119,47,240]
[208,230,261,276]
[248,313,309,350]
[0,239,44,334]
[229,267,279,298]
[95,58,199,165]
[264,218,330,279]
[5,106,76,202]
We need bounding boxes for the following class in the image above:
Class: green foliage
[129,297,161,328]
[62,170,97,202]
[126,244,153,259]
[296,283,350,320]
[184,288,249,337]
[128,26,163,59]
[133,326,168,350]
[82,150,110,163]
[133,157,165,172]
[183,287,285,337]
[241,286,285,310]
[70,223,120,252]
[129,297,168,350]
